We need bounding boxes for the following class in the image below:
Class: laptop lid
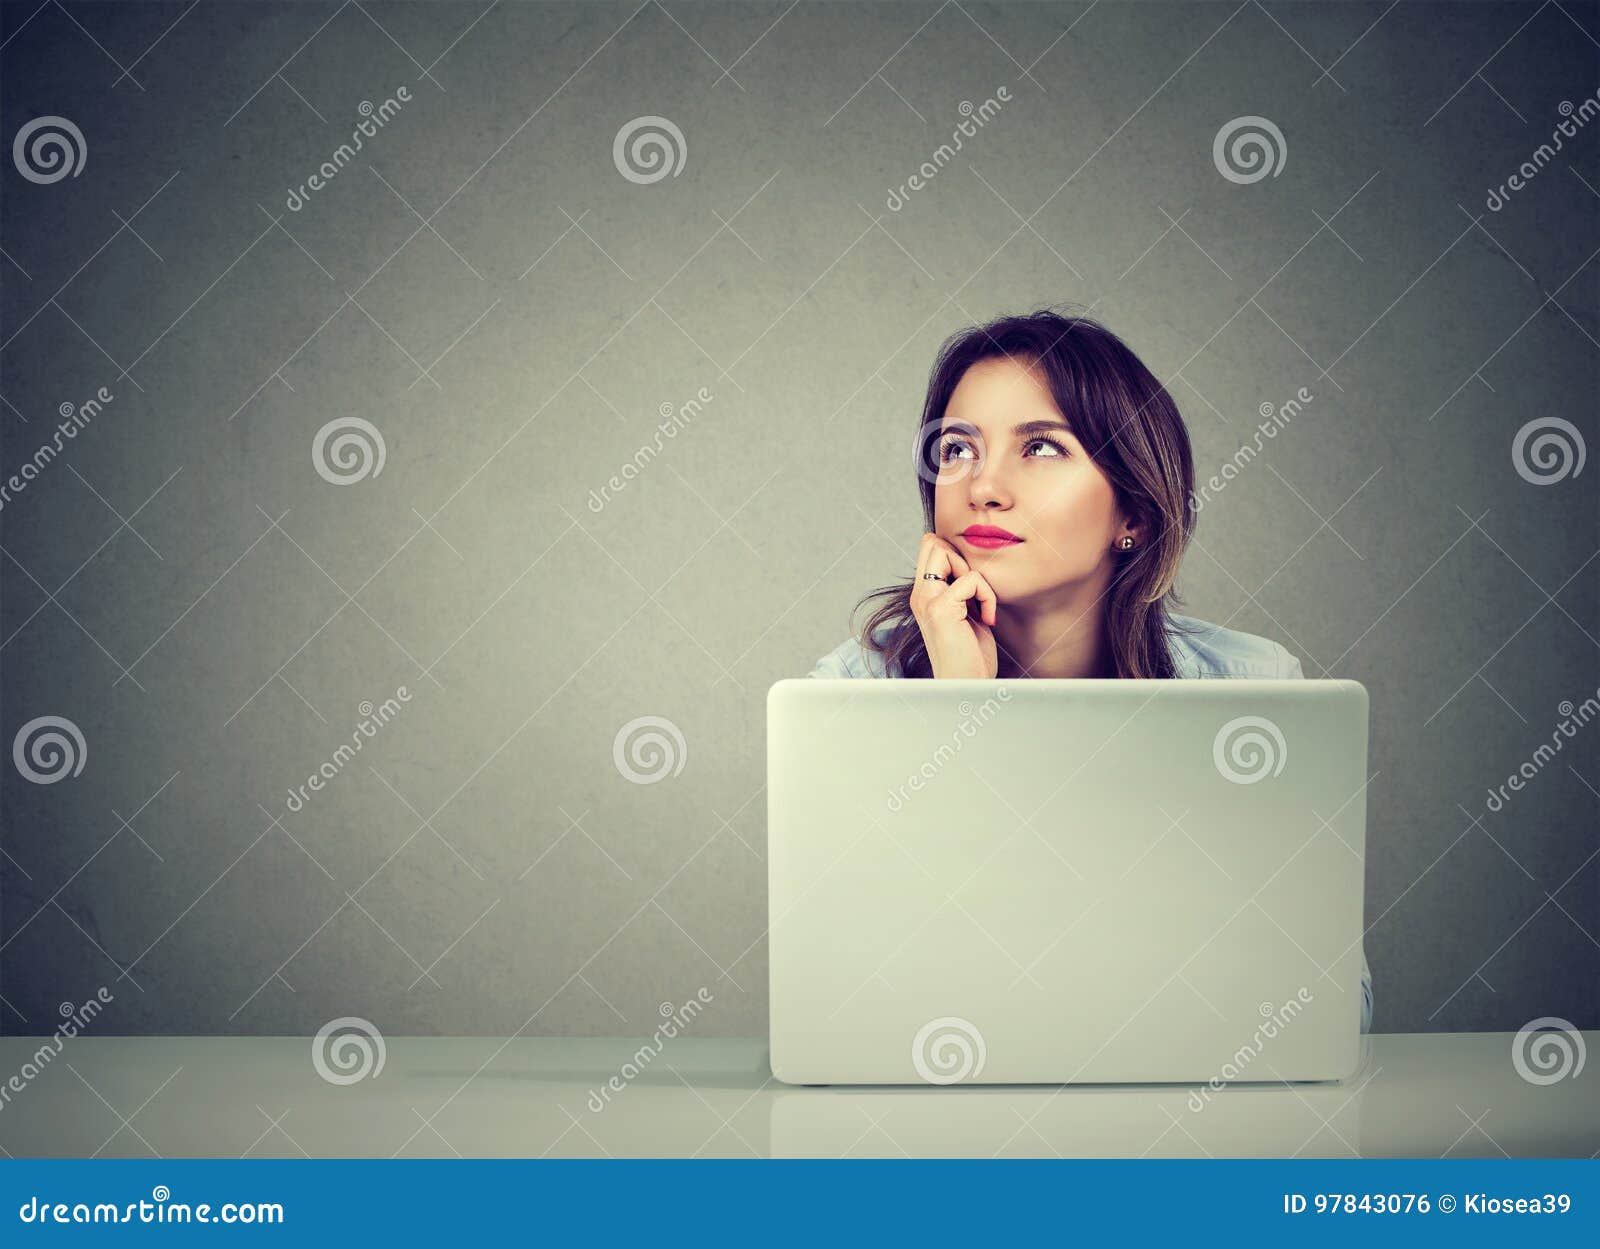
[767,677,1369,1085]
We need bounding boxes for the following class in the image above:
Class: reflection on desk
[0,1033,1591,1158]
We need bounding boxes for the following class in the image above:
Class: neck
[992,580,1116,679]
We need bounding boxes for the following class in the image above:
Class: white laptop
[766,677,1369,1085]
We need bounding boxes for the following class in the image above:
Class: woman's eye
[938,437,975,461]
[1024,437,1068,457]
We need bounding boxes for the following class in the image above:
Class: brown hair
[854,306,1198,679]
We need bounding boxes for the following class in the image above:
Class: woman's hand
[909,532,999,679]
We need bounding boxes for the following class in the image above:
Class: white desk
[0,1033,1593,1158]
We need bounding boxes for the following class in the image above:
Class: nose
[966,453,1011,508]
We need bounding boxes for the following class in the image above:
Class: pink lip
[960,526,1022,549]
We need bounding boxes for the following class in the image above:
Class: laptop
[766,676,1369,1085]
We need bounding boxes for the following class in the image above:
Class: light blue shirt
[808,610,1374,1033]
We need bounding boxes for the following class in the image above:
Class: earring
[1120,536,1134,550]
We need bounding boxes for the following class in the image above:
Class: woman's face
[931,356,1132,604]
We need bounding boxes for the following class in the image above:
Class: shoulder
[806,621,898,679]
[1164,611,1303,679]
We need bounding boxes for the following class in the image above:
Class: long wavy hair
[855,307,1199,679]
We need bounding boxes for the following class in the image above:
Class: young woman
[808,307,1372,1033]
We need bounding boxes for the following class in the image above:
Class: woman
[808,307,1372,1033]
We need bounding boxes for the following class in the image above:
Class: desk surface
[0,1033,1593,1158]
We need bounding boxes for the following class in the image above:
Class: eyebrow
[942,417,1075,438]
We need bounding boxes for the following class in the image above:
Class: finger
[970,570,997,626]
[937,570,988,619]
[914,534,954,592]
[934,534,971,579]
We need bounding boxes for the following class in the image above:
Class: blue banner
[0,1159,1594,1243]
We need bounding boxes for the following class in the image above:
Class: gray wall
[2,0,1595,1039]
